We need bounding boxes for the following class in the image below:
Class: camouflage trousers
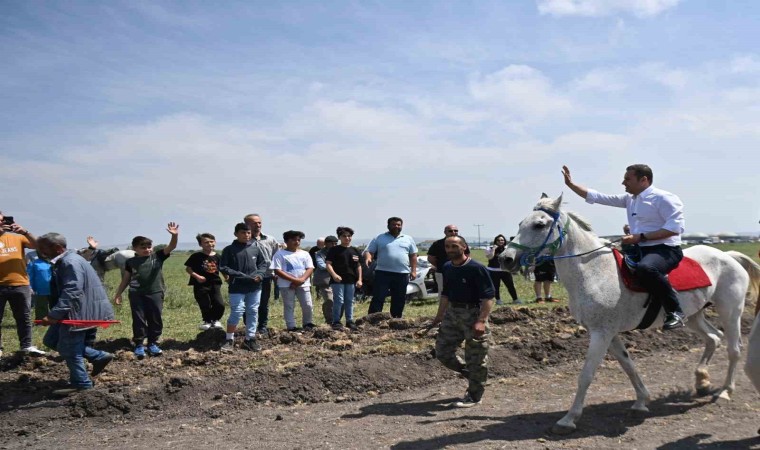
[435,305,490,401]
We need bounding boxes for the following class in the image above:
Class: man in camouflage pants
[432,235,495,408]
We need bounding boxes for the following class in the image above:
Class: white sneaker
[212,321,224,329]
[453,392,482,408]
[21,346,47,357]
[198,322,212,331]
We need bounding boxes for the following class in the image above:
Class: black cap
[325,235,339,244]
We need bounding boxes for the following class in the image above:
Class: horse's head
[499,193,566,271]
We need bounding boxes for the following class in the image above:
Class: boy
[219,223,268,352]
[185,233,225,331]
[114,222,179,359]
[270,230,315,331]
[27,255,53,320]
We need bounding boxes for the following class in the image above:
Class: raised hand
[87,236,99,248]
[561,166,573,185]
[166,222,180,235]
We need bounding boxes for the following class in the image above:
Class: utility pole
[473,224,484,248]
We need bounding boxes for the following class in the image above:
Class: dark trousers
[193,284,225,322]
[488,271,518,301]
[369,270,408,318]
[0,285,33,350]
[257,277,273,330]
[128,291,164,345]
[635,244,684,314]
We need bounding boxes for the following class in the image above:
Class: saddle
[612,248,712,329]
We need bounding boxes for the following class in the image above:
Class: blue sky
[2,0,759,246]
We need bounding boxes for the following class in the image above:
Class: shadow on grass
[343,389,713,449]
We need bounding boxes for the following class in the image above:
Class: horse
[730,251,760,434]
[78,248,135,281]
[498,194,757,434]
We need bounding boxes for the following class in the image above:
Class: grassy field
[2,242,758,352]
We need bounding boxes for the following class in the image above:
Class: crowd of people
[3,161,679,407]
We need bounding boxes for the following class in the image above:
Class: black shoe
[663,312,685,330]
[52,386,90,397]
[220,339,235,352]
[287,327,302,332]
[347,321,358,331]
[91,353,114,377]
[257,327,269,338]
[332,322,344,331]
[240,339,261,352]
[304,323,316,330]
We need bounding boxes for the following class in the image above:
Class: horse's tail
[726,251,760,316]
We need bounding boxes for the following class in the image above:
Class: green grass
[3,243,758,352]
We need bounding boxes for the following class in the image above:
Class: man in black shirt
[427,225,469,296]
[432,235,495,408]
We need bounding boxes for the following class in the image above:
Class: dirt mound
[0,306,720,431]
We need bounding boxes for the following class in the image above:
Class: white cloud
[469,65,574,121]
[573,68,628,92]
[729,55,760,74]
[537,0,681,18]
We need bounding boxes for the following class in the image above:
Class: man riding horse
[562,164,686,330]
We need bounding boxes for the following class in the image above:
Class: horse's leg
[553,331,613,435]
[685,311,721,396]
[713,303,743,401]
[608,335,650,412]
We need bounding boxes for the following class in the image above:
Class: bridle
[508,207,619,267]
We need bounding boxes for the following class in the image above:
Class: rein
[508,207,621,267]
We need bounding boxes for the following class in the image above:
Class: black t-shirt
[184,252,223,286]
[441,258,495,305]
[427,238,470,268]
[325,246,361,284]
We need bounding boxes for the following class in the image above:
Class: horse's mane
[567,211,593,232]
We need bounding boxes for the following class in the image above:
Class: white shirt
[585,185,685,247]
[270,249,314,288]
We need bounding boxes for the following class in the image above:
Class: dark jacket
[220,240,268,293]
[49,250,115,328]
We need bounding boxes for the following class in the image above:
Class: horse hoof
[551,423,576,435]
[630,405,649,415]
[714,390,732,402]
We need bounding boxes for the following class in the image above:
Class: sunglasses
[445,229,459,233]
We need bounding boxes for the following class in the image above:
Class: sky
[2,0,759,247]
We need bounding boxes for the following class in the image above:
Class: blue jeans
[369,270,409,318]
[228,289,261,339]
[332,283,356,324]
[43,324,109,388]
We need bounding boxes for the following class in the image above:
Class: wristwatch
[639,233,647,242]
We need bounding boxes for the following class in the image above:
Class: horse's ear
[552,193,563,211]
[541,192,549,199]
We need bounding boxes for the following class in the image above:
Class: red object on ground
[612,248,712,293]
[34,320,121,329]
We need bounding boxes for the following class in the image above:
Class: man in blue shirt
[432,235,495,408]
[562,164,686,330]
[365,217,418,318]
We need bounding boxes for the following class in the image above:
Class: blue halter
[509,207,569,267]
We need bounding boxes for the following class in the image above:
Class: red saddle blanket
[612,249,712,292]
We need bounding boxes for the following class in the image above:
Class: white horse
[499,194,757,434]
[730,250,760,434]
[79,248,135,280]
